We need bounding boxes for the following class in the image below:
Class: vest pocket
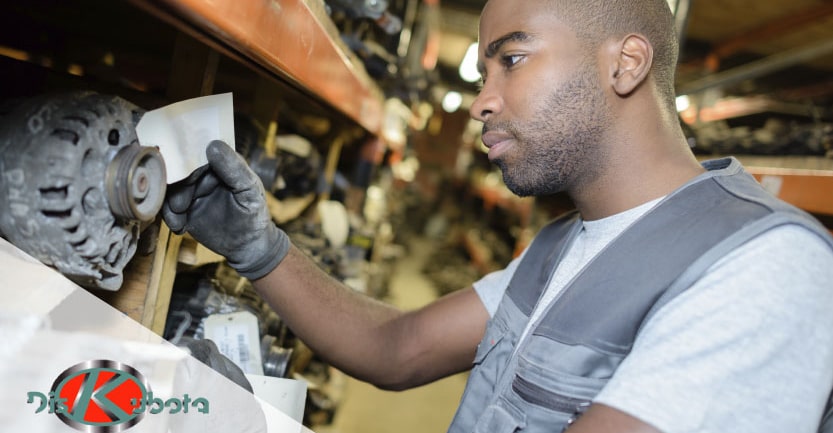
[506,373,591,432]
[512,375,589,414]
[506,356,605,431]
[467,318,511,397]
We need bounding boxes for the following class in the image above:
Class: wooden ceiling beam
[705,1,833,71]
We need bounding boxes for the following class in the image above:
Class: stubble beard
[492,65,610,197]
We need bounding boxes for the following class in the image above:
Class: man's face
[471,0,611,197]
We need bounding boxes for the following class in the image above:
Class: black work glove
[179,337,254,393]
[162,140,290,280]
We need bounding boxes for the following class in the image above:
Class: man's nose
[470,81,503,122]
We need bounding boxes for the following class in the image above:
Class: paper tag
[203,311,263,375]
[136,93,235,183]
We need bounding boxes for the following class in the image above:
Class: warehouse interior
[1,0,832,432]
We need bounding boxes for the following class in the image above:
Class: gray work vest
[448,158,833,433]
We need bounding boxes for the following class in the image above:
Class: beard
[489,63,611,197]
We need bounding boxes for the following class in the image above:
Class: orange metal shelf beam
[747,166,833,216]
[130,0,384,134]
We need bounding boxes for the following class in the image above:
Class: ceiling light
[442,91,463,113]
[459,42,480,83]
[675,95,690,112]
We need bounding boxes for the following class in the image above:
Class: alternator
[0,92,166,290]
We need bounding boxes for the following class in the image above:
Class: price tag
[204,311,264,375]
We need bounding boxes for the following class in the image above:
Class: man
[163,0,833,431]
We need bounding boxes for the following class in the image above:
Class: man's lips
[481,130,515,160]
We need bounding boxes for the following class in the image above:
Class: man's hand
[162,140,290,280]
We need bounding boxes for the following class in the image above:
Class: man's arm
[254,246,490,390]
[162,141,490,391]
[589,225,833,433]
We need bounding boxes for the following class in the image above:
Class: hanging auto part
[0,92,166,290]
[326,0,402,34]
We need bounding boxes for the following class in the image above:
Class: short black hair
[548,0,679,110]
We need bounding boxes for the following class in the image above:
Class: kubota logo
[27,360,209,432]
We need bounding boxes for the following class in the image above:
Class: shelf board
[746,166,833,216]
[130,0,384,134]
[701,156,833,217]
[96,223,182,336]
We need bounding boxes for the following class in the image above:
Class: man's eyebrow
[484,31,532,59]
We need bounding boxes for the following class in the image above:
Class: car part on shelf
[165,263,297,378]
[248,146,283,194]
[0,92,166,290]
[261,334,294,378]
[273,135,322,200]
[326,0,402,34]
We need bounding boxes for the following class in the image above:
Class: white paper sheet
[246,374,308,423]
[136,93,236,183]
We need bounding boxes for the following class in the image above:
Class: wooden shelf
[701,156,833,217]
[267,193,317,224]
[95,223,182,336]
[747,166,833,216]
[129,0,385,135]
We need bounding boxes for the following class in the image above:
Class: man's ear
[607,34,653,96]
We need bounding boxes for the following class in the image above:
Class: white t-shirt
[473,206,833,433]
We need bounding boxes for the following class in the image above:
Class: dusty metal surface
[0,92,166,291]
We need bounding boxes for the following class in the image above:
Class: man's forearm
[252,245,413,387]
[253,244,489,390]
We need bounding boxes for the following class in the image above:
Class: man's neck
[570,149,705,221]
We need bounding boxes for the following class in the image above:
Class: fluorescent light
[676,95,690,112]
[442,91,463,113]
[459,42,480,83]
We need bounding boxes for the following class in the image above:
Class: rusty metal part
[0,92,166,290]
[106,143,167,222]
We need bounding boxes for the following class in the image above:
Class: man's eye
[501,54,523,68]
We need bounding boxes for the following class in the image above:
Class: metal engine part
[274,149,322,201]
[328,0,388,20]
[0,92,166,290]
[327,0,402,34]
[248,146,283,194]
[261,334,294,378]
[165,263,298,378]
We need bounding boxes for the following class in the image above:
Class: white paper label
[136,93,236,183]
[204,311,263,375]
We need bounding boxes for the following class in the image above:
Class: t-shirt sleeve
[594,225,833,433]
[472,250,526,317]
